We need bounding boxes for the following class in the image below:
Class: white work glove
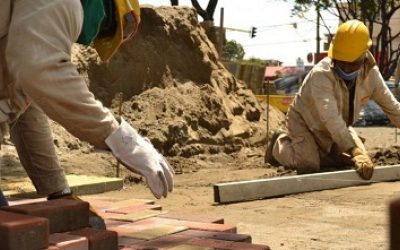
[105,118,174,198]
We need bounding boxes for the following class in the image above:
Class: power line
[243,39,314,46]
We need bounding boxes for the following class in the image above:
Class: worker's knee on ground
[292,160,320,174]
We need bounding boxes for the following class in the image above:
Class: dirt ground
[2,5,400,250]
[84,126,400,250]
[2,126,400,249]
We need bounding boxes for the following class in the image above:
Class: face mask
[334,65,359,81]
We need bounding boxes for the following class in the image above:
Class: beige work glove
[105,118,174,199]
[351,147,374,180]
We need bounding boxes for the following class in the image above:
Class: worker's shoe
[0,190,8,207]
[264,129,285,166]
[48,189,106,230]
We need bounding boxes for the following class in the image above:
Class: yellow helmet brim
[94,0,141,62]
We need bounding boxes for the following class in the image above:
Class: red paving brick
[0,210,49,250]
[132,217,237,233]
[118,236,146,247]
[175,229,251,243]
[1,197,270,250]
[49,233,89,250]
[390,198,400,250]
[69,227,118,250]
[105,204,162,214]
[158,213,224,224]
[2,199,89,233]
[187,238,271,250]
[127,234,192,249]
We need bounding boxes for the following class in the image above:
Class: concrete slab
[214,165,400,203]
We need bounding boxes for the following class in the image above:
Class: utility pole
[218,7,225,58]
[315,0,321,64]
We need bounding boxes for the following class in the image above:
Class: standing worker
[265,20,400,180]
[0,0,174,225]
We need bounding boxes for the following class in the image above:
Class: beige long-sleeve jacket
[0,0,117,148]
[289,51,400,154]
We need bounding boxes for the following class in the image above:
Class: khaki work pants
[0,0,117,195]
[10,104,68,195]
[272,111,366,174]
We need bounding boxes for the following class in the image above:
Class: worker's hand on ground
[105,118,174,199]
[351,147,374,180]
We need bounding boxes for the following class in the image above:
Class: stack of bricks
[0,197,271,250]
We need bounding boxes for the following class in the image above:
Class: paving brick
[108,210,167,222]
[49,233,89,250]
[187,238,270,250]
[128,234,192,249]
[43,246,60,250]
[105,204,162,215]
[8,198,47,206]
[159,213,224,224]
[78,199,113,211]
[104,199,155,208]
[135,217,236,233]
[2,199,89,233]
[109,220,163,237]
[124,225,188,240]
[0,210,49,250]
[175,229,251,243]
[167,245,214,250]
[104,219,130,228]
[118,236,145,248]
[390,198,400,250]
[69,227,118,250]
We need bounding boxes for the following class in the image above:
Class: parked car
[354,80,400,126]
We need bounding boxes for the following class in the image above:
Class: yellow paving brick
[3,174,123,198]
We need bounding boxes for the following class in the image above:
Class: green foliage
[224,40,245,61]
[291,0,400,79]
[246,57,268,66]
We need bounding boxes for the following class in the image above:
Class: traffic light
[250,26,257,38]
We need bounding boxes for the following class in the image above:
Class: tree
[169,0,220,51]
[224,40,245,61]
[169,0,218,21]
[292,0,400,79]
[191,0,218,21]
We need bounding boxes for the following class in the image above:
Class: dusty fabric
[286,51,400,154]
[272,51,398,172]
[3,0,117,148]
[273,110,366,173]
[9,104,68,195]
[0,0,120,194]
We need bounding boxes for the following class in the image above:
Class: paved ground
[89,170,400,250]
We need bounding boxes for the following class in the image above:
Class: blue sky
[140,0,339,66]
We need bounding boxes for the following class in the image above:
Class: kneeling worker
[265,20,400,180]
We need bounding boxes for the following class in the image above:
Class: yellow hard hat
[328,20,372,62]
[94,0,141,62]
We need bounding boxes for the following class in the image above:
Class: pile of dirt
[72,5,285,158]
[370,146,400,165]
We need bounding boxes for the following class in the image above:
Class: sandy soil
[2,126,399,249]
[81,126,400,250]
[2,6,400,250]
